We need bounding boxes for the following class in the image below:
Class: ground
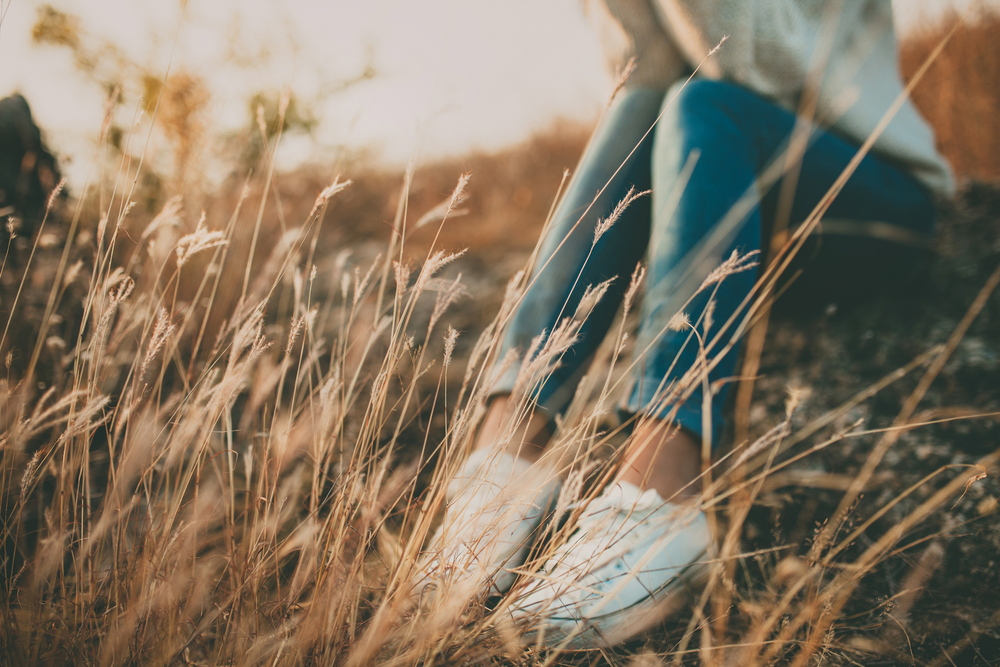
[743,182,1000,665]
[299,143,1000,664]
[2,119,999,664]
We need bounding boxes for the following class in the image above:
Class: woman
[420,0,952,649]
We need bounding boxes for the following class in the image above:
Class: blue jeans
[491,79,935,446]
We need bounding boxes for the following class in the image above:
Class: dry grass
[900,8,1000,180]
[0,13,998,667]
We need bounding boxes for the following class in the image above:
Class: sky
[0,0,994,188]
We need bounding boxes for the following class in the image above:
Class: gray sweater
[588,0,954,195]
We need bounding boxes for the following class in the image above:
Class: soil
[359,161,1000,665]
[3,126,999,665]
[738,182,1000,666]
[395,173,1000,666]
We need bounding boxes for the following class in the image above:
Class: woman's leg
[483,87,664,449]
[416,88,668,599]
[625,79,936,474]
[474,394,550,462]
[510,79,938,648]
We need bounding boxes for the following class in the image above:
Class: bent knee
[653,79,757,167]
[658,79,743,126]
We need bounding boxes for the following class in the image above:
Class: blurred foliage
[32,5,210,197]
[30,4,81,50]
[248,90,317,140]
[901,9,1000,181]
[143,72,211,185]
[240,90,318,166]
[31,4,125,82]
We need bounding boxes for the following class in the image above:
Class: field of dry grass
[1,9,999,667]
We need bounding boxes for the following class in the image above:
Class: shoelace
[551,486,666,572]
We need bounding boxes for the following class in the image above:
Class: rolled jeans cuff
[623,382,726,449]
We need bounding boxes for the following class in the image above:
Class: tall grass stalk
[0,20,997,667]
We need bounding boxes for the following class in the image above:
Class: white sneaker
[511,481,713,649]
[415,449,562,598]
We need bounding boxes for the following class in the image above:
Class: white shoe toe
[512,482,713,649]
[415,449,562,599]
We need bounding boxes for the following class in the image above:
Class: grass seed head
[573,277,614,322]
[175,210,227,268]
[701,248,760,290]
[142,307,176,376]
[593,185,649,245]
[667,310,690,332]
[443,326,459,367]
[623,261,646,313]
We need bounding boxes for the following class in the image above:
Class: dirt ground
[294,141,1000,665]
[739,182,1000,666]
[366,154,1000,666]
[4,9,1000,664]
[3,119,999,664]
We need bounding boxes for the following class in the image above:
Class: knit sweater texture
[588,0,954,195]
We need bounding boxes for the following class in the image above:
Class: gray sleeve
[650,0,812,102]
[584,0,687,89]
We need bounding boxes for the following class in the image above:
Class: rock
[0,94,63,239]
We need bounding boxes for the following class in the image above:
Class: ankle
[618,422,702,503]
[473,395,552,463]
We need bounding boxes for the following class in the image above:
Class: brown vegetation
[1,104,998,664]
[901,9,1000,180]
[0,8,997,667]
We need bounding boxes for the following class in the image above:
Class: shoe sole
[523,549,712,650]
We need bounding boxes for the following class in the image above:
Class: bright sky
[0,0,993,187]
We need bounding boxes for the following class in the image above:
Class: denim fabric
[491,79,936,446]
